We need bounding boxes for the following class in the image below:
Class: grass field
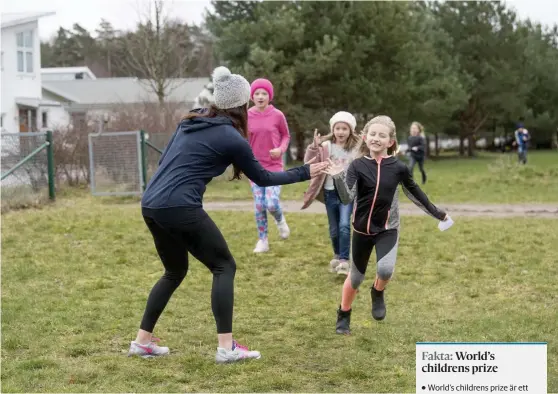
[203,151,558,203]
[2,196,557,392]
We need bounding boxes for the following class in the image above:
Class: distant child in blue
[514,123,530,164]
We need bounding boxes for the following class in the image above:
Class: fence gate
[88,131,144,196]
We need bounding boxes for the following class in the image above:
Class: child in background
[406,121,428,184]
[248,78,291,253]
[302,111,361,275]
[323,115,453,335]
[514,123,530,164]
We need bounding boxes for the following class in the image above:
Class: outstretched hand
[305,156,330,178]
[438,214,454,232]
[321,158,345,177]
[312,129,322,147]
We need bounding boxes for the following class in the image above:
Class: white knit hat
[211,66,251,109]
[329,111,357,133]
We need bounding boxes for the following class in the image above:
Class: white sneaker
[215,340,261,364]
[329,256,340,273]
[127,340,169,358]
[276,217,290,239]
[336,260,350,276]
[253,239,269,253]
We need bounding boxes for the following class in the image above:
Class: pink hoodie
[248,105,290,172]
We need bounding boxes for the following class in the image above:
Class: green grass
[203,151,558,203]
[2,196,557,392]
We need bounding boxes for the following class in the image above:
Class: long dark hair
[183,104,248,180]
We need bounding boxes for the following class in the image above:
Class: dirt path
[203,200,558,218]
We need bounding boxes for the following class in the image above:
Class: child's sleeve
[332,161,358,205]
[278,112,291,154]
[400,164,446,220]
[304,143,321,164]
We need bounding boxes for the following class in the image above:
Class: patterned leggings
[250,182,284,240]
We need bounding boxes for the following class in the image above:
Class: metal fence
[1,131,55,210]
[88,131,145,196]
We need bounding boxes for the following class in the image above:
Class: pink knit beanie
[250,78,274,102]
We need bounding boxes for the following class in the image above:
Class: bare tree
[118,0,195,104]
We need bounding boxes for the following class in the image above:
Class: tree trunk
[459,134,465,156]
[467,133,475,157]
[157,86,165,105]
[434,133,439,156]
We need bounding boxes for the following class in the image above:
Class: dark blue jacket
[141,112,310,209]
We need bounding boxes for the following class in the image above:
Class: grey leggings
[349,229,399,289]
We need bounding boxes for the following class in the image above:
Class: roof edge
[1,12,56,29]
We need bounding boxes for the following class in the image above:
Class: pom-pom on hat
[250,78,274,102]
[211,66,251,109]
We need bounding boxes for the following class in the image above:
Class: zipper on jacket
[366,157,382,234]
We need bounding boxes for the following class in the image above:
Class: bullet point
[422,386,426,390]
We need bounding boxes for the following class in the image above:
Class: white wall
[40,90,71,129]
[40,105,70,130]
[1,20,43,133]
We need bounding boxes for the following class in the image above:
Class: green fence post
[46,130,56,200]
[140,130,148,191]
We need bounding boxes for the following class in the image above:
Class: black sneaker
[371,286,386,321]
[336,306,351,335]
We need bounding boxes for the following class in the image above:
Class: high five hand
[321,158,345,177]
[312,129,321,147]
[305,156,331,178]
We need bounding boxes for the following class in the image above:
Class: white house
[40,67,210,130]
[41,66,97,82]
[0,12,56,133]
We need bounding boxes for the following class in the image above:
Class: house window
[16,30,34,73]
[42,112,48,128]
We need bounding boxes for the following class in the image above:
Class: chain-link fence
[1,132,55,211]
[88,131,143,196]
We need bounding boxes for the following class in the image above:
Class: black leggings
[409,155,427,183]
[140,209,236,334]
[349,229,399,289]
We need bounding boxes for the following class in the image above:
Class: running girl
[406,121,427,184]
[248,78,291,253]
[323,115,452,335]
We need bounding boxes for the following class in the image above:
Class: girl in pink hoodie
[248,78,291,253]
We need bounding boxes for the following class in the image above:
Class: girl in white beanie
[301,111,362,275]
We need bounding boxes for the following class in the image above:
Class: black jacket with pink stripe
[332,156,446,235]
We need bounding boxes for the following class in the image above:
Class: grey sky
[2,0,557,41]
